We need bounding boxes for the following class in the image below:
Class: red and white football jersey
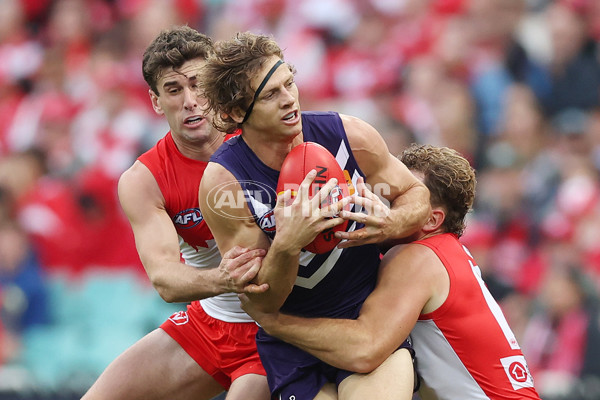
[138,131,251,322]
[411,233,541,400]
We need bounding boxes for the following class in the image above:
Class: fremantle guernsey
[411,233,540,400]
[210,111,381,318]
[137,131,252,323]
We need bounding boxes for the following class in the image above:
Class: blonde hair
[401,144,476,237]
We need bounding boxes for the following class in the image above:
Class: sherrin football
[276,141,351,254]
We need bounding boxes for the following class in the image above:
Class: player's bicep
[199,162,270,255]
[204,208,269,256]
[118,163,181,269]
[375,155,425,204]
[357,246,434,349]
[341,114,424,202]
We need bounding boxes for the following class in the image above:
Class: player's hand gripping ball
[276,142,352,254]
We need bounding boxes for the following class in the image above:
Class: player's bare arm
[119,161,266,302]
[200,162,324,312]
[335,114,430,247]
[241,242,446,373]
[200,163,346,312]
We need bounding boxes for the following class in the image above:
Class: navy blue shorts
[256,328,414,399]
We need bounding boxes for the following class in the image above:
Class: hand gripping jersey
[138,132,252,323]
[411,233,541,400]
[210,111,381,319]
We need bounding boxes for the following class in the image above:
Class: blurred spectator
[72,166,141,272]
[468,0,551,138]
[0,221,49,330]
[0,149,86,273]
[0,221,49,361]
[580,296,600,400]
[0,302,6,365]
[491,84,560,227]
[541,1,600,116]
[0,148,141,276]
[520,267,593,399]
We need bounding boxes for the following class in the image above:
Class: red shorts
[160,301,266,389]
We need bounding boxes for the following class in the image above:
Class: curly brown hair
[401,144,476,237]
[199,31,296,134]
[142,25,213,95]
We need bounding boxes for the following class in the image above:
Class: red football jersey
[412,233,541,400]
[138,132,213,251]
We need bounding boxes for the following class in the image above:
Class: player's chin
[284,126,302,140]
[183,123,212,138]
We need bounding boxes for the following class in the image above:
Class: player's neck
[244,133,304,171]
[419,230,446,241]
[172,130,226,162]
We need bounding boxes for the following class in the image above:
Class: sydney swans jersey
[411,233,541,400]
[138,132,252,323]
[210,111,380,318]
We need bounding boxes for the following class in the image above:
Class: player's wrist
[270,236,303,257]
[206,267,232,295]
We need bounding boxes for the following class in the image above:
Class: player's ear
[149,89,164,116]
[423,208,445,233]
[228,107,245,124]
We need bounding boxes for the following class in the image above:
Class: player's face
[150,58,215,143]
[245,56,301,140]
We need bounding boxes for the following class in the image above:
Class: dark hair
[401,144,476,237]
[199,31,295,134]
[142,25,213,95]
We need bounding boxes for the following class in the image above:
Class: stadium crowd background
[0,0,600,398]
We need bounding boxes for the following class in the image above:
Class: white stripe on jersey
[335,139,350,170]
[295,222,357,289]
[467,256,520,350]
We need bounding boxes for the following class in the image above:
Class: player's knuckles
[320,178,338,196]
[298,178,313,193]
[219,262,233,273]
[351,196,367,207]
[243,286,256,294]
[252,248,266,257]
[233,264,251,276]
[227,245,248,258]
[345,230,365,240]
[357,213,369,223]
[241,251,262,264]
[246,284,266,294]
[356,231,368,239]
[369,218,385,228]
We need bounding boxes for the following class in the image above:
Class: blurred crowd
[0,0,600,398]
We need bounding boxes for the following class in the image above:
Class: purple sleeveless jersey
[210,111,393,397]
